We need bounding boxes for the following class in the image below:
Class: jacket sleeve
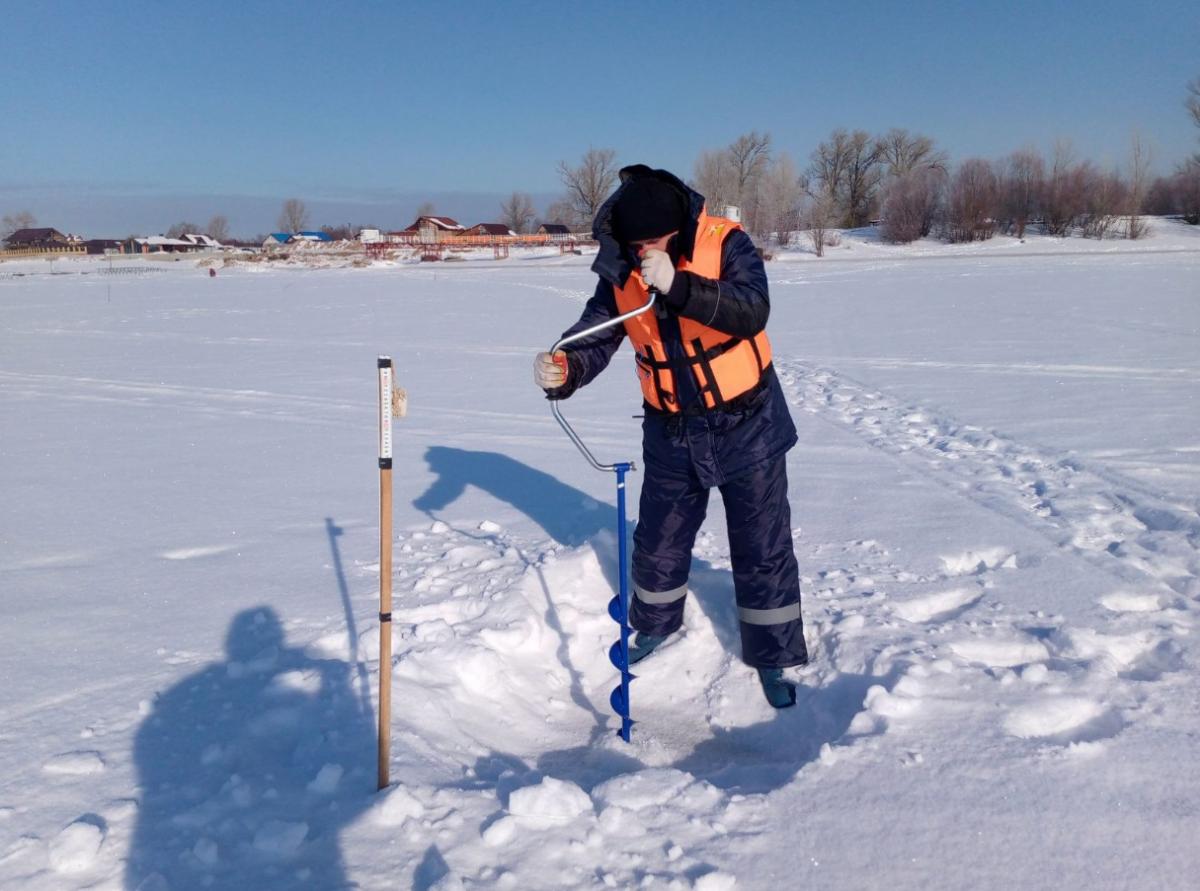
[544,279,626,400]
[662,229,769,338]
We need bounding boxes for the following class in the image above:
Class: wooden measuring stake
[377,357,394,790]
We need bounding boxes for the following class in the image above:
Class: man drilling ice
[534,165,808,707]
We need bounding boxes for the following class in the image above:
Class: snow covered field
[1,222,1198,890]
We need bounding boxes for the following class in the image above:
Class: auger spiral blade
[607,595,626,624]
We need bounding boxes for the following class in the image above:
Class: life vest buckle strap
[691,337,727,409]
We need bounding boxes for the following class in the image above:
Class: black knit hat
[612,177,687,243]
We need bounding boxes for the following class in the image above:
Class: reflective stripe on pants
[630,452,808,669]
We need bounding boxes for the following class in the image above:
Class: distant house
[5,227,70,249]
[84,239,124,255]
[463,223,516,237]
[538,223,572,241]
[263,233,292,249]
[180,233,222,249]
[401,216,466,242]
[130,236,198,254]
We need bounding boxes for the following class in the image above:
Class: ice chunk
[1004,697,1107,739]
[49,820,104,873]
[43,751,105,776]
[252,820,308,858]
[591,768,693,812]
[372,785,424,827]
[307,764,343,795]
[507,777,593,822]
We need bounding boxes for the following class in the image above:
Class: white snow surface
[1,221,1198,889]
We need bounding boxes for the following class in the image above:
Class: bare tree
[808,129,853,221]
[500,192,536,234]
[1143,175,1177,216]
[877,129,948,178]
[727,131,772,232]
[728,131,772,197]
[756,154,804,245]
[1079,169,1128,239]
[692,148,738,215]
[1,210,36,240]
[166,221,201,239]
[808,129,883,228]
[206,215,230,243]
[1188,76,1200,134]
[277,199,310,233]
[540,198,584,231]
[1175,160,1200,223]
[943,159,999,243]
[1042,142,1090,236]
[843,131,885,228]
[557,148,620,226]
[881,167,946,243]
[801,185,840,257]
[999,148,1045,238]
[1126,134,1151,239]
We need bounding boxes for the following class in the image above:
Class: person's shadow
[125,607,373,890]
[413,447,882,800]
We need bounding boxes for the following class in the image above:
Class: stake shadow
[326,517,374,721]
[125,608,373,890]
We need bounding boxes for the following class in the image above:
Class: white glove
[534,350,568,390]
[639,249,675,293]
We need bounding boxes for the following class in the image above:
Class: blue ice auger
[549,289,658,743]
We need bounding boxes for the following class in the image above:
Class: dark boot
[757,668,796,708]
[628,632,669,665]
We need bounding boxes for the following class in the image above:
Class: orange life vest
[613,211,772,412]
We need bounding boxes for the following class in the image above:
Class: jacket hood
[591,165,706,287]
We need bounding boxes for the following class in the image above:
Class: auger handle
[550,289,657,473]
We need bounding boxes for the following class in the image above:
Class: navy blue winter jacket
[551,166,797,488]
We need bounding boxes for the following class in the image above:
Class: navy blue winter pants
[629,453,808,669]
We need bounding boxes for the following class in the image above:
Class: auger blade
[609,685,630,717]
[608,640,628,671]
[607,595,625,624]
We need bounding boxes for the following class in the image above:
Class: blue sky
[2,0,1196,235]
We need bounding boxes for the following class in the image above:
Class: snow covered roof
[267,233,291,243]
[137,236,192,246]
[404,216,465,232]
[296,231,333,242]
[180,234,222,247]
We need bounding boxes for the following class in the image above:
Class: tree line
[551,76,1200,255]
[6,77,1198,249]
